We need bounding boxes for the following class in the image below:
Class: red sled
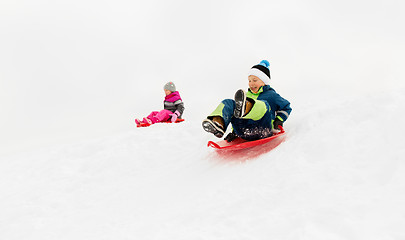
[136,118,185,128]
[207,126,285,150]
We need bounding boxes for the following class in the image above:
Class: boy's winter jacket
[246,85,291,122]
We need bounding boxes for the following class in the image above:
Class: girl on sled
[136,82,185,127]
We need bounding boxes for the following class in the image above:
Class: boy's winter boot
[245,98,254,115]
[234,89,246,118]
[202,116,225,138]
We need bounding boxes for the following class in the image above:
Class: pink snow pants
[147,109,172,123]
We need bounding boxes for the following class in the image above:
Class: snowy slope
[1,0,405,239]
[1,89,405,240]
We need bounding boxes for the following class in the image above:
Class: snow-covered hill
[1,0,405,239]
[2,89,405,239]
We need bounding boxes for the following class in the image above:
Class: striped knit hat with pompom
[248,60,271,85]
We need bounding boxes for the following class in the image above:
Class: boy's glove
[273,116,284,130]
[224,131,238,142]
[170,110,180,122]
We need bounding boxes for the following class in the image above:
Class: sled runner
[207,126,285,150]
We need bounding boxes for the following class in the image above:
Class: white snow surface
[1,0,405,239]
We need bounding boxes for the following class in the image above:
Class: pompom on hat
[248,60,271,85]
[163,82,176,92]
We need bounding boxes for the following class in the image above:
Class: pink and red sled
[136,118,185,128]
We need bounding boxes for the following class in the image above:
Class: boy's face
[164,89,172,96]
[248,75,265,93]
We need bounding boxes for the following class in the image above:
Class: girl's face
[248,75,265,93]
[164,89,172,96]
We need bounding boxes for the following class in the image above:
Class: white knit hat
[248,60,271,85]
